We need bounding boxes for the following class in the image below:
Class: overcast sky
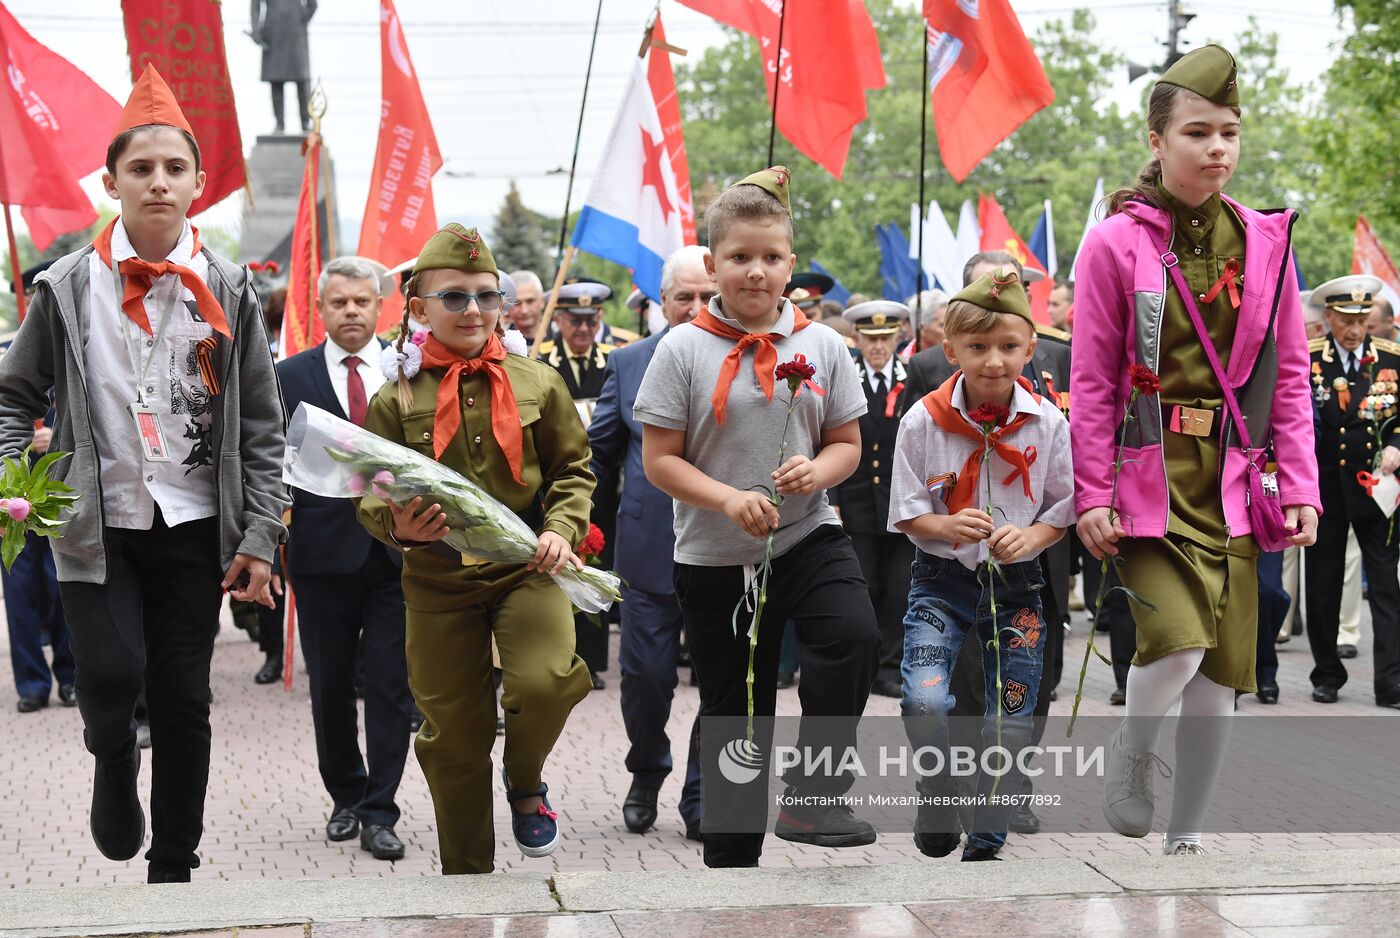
[6,0,1347,250]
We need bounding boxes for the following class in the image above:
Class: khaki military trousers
[404,557,591,874]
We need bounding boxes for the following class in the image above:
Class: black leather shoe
[360,824,405,860]
[1312,686,1339,704]
[58,684,77,706]
[590,672,606,690]
[776,671,796,690]
[1109,688,1126,706]
[409,708,424,734]
[622,779,659,834]
[16,693,46,713]
[1257,682,1279,705]
[91,746,144,861]
[685,822,702,842]
[326,807,360,842]
[1338,644,1358,659]
[1049,688,1058,702]
[147,863,191,883]
[914,830,961,858]
[961,845,1003,861]
[254,654,281,685]
[1009,802,1041,834]
[1376,686,1400,709]
[870,678,903,699]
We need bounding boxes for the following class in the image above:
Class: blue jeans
[900,551,1045,850]
[3,531,73,698]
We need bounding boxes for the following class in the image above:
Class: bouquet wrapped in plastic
[283,403,622,613]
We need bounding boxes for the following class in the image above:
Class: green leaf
[30,450,68,479]
[1,528,23,572]
[1104,583,1157,612]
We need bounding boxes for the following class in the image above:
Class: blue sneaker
[503,772,560,858]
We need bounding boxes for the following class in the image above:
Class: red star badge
[640,128,675,224]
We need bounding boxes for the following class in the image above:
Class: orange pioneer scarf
[690,304,813,424]
[92,218,231,339]
[421,332,525,485]
[922,372,1040,514]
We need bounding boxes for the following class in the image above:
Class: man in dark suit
[277,257,413,860]
[538,279,615,687]
[589,246,713,838]
[833,300,913,697]
[1304,274,1400,708]
[899,250,1072,839]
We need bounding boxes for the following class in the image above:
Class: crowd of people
[0,43,1390,884]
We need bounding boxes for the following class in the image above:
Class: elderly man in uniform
[539,280,614,687]
[833,300,913,699]
[1305,275,1400,708]
[899,249,1072,840]
[590,245,714,838]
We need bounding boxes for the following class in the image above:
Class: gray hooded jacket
[0,246,289,584]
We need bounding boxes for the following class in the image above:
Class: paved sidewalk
[0,592,1396,889]
[4,849,1400,937]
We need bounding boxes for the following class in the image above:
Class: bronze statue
[249,0,317,134]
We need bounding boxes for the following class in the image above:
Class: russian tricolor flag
[571,60,686,304]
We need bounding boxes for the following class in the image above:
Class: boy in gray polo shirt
[636,166,880,868]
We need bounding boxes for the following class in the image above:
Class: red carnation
[968,402,1010,429]
[578,523,605,560]
[1361,354,1378,367]
[1128,363,1161,396]
[247,261,265,272]
[265,261,282,275]
[775,355,824,398]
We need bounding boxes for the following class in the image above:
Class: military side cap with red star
[733,165,791,214]
[412,224,498,278]
[1158,44,1239,108]
[952,268,1033,325]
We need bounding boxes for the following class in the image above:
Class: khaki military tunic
[1117,183,1260,692]
[357,354,595,873]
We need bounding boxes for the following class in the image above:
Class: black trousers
[293,547,413,828]
[676,524,879,868]
[1305,508,1400,694]
[58,513,224,872]
[1255,549,1287,686]
[849,531,915,683]
[1083,557,1137,690]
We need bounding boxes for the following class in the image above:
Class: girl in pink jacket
[1069,44,1320,856]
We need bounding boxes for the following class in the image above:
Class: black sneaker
[913,794,961,858]
[91,746,145,861]
[774,795,876,848]
[961,844,1003,861]
[147,863,191,883]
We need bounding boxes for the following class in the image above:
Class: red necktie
[345,355,367,426]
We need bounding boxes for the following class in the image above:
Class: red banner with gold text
[121,0,246,216]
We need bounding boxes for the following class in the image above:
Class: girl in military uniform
[1071,45,1320,855]
[357,225,594,873]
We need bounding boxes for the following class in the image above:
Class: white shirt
[888,375,1075,570]
[1333,336,1359,373]
[862,358,895,392]
[85,219,217,529]
[323,336,386,418]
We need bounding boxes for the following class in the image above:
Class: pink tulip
[6,498,30,522]
[347,474,369,496]
[370,470,396,498]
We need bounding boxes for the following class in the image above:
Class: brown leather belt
[1162,402,1222,437]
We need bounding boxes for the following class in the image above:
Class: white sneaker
[1163,837,1207,856]
[1103,723,1171,838]
[1069,575,1086,612]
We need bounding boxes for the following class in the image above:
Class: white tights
[1123,648,1235,844]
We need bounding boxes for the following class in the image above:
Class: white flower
[501,328,529,357]
[379,340,422,381]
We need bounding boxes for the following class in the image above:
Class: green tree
[493,180,555,276]
[1315,0,1400,254]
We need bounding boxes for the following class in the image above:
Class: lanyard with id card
[113,265,180,462]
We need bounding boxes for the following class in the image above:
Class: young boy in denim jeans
[887,269,1075,861]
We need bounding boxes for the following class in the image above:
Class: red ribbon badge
[1357,470,1380,497]
[1203,258,1242,310]
[885,381,904,418]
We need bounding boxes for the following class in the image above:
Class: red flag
[359,0,441,332]
[677,0,885,179]
[120,0,247,216]
[979,192,1051,325]
[0,4,120,250]
[924,0,1054,183]
[1352,215,1400,298]
[648,13,696,245]
[280,134,324,358]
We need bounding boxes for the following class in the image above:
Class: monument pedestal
[239,134,340,266]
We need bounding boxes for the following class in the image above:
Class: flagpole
[555,0,605,266]
[534,245,578,359]
[2,203,25,323]
[766,1,790,166]
[912,20,930,350]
